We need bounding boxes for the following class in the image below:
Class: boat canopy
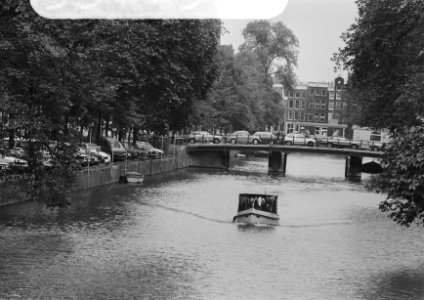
[238,194,278,214]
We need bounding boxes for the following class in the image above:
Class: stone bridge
[186,144,383,178]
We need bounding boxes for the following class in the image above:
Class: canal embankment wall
[1,146,195,207]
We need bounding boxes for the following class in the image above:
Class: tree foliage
[193,45,285,133]
[240,20,298,81]
[1,1,221,206]
[335,0,424,129]
[335,0,424,226]
[369,123,424,226]
[190,20,298,133]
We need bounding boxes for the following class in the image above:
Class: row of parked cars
[187,131,386,151]
[0,136,165,175]
[188,131,282,145]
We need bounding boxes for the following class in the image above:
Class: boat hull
[126,176,144,184]
[233,209,279,226]
[121,172,144,184]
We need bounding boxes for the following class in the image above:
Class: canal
[0,153,423,299]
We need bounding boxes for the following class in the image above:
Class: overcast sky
[221,0,358,83]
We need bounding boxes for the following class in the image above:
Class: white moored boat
[233,193,279,226]
[124,171,144,184]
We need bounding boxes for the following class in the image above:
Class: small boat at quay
[120,171,144,184]
[233,193,279,226]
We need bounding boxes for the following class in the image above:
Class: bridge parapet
[186,144,383,158]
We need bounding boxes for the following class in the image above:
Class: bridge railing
[182,133,387,151]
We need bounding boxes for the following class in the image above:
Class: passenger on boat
[255,196,265,210]
[240,196,247,211]
[264,197,274,213]
[250,197,256,209]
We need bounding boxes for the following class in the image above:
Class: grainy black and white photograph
[1,0,424,299]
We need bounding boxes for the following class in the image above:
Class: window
[321,89,326,96]
[329,91,335,99]
[309,88,314,95]
[301,112,306,121]
[335,101,341,109]
[283,90,288,97]
[295,91,300,98]
[294,112,299,120]
[315,100,320,109]
[308,114,313,121]
[301,91,306,98]
[336,85,342,91]
[287,123,294,133]
[308,101,314,109]
[315,89,320,96]
[321,100,326,109]
[320,113,325,122]
[289,91,294,98]
[289,100,294,108]
[315,127,328,136]
[370,131,382,142]
[328,101,334,110]
[295,100,300,109]
[301,101,306,109]
[314,113,319,121]
[288,111,293,120]
[336,92,342,100]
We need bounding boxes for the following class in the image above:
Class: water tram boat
[233,193,279,226]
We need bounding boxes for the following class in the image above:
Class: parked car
[6,147,25,158]
[0,161,7,175]
[75,147,93,167]
[127,143,148,160]
[284,133,316,147]
[252,132,279,145]
[0,154,28,173]
[325,137,361,149]
[83,143,111,163]
[367,141,386,152]
[98,136,127,161]
[135,141,164,158]
[226,131,261,145]
[188,131,223,144]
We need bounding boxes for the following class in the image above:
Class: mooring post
[268,151,287,174]
[224,150,230,170]
[345,155,362,178]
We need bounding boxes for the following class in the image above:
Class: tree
[369,123,424,226]
[335,0,424,226]
[335,0,424,129]
[240,20,298,82]
[1,1,222,206]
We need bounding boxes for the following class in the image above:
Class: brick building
[273,77,351,137]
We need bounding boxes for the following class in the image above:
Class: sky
[220,0,358,83]
[31,0,289,19]
[31,0,357,82]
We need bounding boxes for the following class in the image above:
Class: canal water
[0,153,423,300]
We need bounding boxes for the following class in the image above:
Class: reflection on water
[0,153,423,299]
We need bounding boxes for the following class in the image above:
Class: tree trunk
[96,112,102,142]
[132,127,139,143]
[105,115,110,137]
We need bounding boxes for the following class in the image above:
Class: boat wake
[147,203,233,224]
[280,221,353,228]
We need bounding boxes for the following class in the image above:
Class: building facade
[273,77,351,137]
[328,76,349,124]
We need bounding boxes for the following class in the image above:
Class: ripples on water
[0,153,423,300]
